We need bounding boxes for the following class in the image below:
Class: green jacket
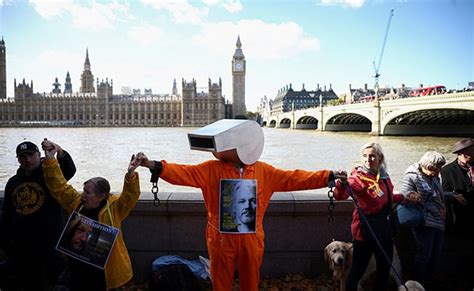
[43,158,140,289]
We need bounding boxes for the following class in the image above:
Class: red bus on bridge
[409,85,447,97]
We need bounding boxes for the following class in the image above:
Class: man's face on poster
[71,223,92,251]
[232,184,256,226]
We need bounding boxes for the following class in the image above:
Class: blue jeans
[412,226,444,287]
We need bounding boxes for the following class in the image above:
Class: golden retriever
[324,240,424,291]
[324,240,353,291]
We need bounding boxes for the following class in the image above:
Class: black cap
[16,141,39,156]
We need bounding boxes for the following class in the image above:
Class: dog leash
[344,184,408,291]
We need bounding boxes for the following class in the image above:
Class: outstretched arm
[114,154,141,219]
[135,152,208,188]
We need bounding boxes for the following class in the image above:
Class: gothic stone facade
[0,78,225,127]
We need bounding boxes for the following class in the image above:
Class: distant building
[349,83,411,102]
[121,86,131,94]
[181,78,225,127]
[270,83,338,115]
[0,36,6,99]
[80,48,95,93]
[0,41,226,127]
[64,72,72,94]
[52,77,61,94]
[232,36,246,118]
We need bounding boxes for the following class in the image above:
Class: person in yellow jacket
[137,119,345,291]
[42,141,141,290]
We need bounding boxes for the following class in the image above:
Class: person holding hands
[135,119,344,291]
[42,141,141,290]
[1,138,76,290]
[333,142,403,291]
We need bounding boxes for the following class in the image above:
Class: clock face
[235,62,243,71]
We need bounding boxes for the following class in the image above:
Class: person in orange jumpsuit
[137,119,344,291]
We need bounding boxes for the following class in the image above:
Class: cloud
[318,0,365,8]
[141,0,209,25]
[1,0,16,7]
[29,0,74,18]
[203,0,243,13]
[192,19,320,60]
[29,0,132,30]
[128,24,164,45]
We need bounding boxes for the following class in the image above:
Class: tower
[172,78,178,95]
[64,71,72,93]
[80,48,95,93]
[232,36,246,118]
[0,36,6,98]
[52,77,61,93]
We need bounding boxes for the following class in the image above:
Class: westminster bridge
[262,91,474,136]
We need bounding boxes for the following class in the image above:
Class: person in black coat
[440,137,474,290]
[0,139,76,290]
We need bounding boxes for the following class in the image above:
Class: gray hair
[418,151,446,169]
[360,142,387,169]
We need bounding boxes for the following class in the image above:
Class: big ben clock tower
[232,36,246,118]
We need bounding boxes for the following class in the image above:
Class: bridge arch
[279,118,291,128]
[325,113,371,132]
[295,115,318,129]
[383,108,474,136]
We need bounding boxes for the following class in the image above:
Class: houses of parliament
[0,36,248,127]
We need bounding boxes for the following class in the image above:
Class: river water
[0,127,459,198]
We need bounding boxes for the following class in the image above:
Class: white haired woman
[401,151,447,289]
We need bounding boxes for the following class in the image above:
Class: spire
[64,71,72,93]
[84,48,91,71]
[172,78,177,95]
[233,35,244,59]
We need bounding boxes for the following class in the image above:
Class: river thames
[0,127,459,198]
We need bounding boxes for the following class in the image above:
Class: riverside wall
[0,190,354,281]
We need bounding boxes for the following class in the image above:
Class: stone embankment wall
[0,191,354,281]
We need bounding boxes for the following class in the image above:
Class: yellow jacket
[43,158,140,289]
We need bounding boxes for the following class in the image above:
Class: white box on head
[188,119,264,165]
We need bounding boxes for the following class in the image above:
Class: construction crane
[373,8,394,99]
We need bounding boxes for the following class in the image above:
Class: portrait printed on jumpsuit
[56,211,119,269]
[219,179,257,233]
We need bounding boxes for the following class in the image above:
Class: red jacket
[334,166,403,241]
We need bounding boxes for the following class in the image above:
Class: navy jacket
[1,151,76,261]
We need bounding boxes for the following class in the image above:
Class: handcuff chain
[327,187,335,223]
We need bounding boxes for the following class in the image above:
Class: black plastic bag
[149,264,204,291]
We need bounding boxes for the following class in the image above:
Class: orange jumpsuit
[160,159,330,291]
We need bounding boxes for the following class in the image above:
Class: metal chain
[327,187,335,223]
[151,182,160,207]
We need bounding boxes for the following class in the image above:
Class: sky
[0,0,472,111]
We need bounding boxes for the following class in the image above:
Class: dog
[324,240,353,291]
[325,240,424,291]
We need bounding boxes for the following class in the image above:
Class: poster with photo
[56,211,119,269]
[219,179,257,233]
